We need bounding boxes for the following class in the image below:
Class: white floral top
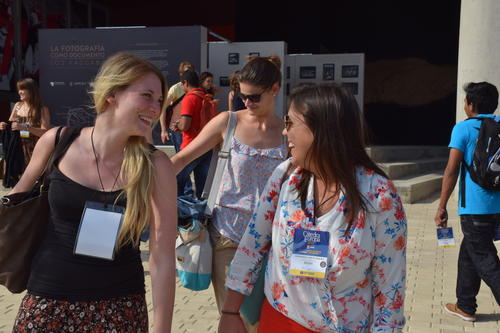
[226,159,407,332]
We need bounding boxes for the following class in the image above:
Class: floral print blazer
[226,159,407,332]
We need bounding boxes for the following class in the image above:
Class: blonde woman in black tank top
[9,54,178,333]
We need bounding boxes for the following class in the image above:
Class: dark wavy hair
[289,83,387,230]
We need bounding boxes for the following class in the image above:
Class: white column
[456,0,500,122]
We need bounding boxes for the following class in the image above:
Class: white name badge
[436,227,456,248]
[74,201,125,260]
[290,229,329,279]
[20,130,30,138]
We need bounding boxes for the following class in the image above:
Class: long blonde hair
[91,52,167,248]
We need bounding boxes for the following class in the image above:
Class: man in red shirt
[175,70,213,199]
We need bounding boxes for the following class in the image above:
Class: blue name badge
[290,229,329,278]
[436,227,456,248]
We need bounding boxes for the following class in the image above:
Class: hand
[173,120,181,132]
[0,122,6,130]
[11,121,20,131]
[160,130,170,144]
[218,313,247,333]
[434,207,448,228]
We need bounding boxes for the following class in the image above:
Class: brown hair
[178,61,194,75]
[289,83,387,231]
[16,78,43,125]
[238,55,282,89]
[229,71,240,92]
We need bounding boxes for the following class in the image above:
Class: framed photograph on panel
[342,82,358,95]
[323,64,335,80]
[228,53,239,65]
[341,65,359,78]
[286,66,290,79]
[219,76,230,87]
[249,52,260,57]
[299,66,316,79]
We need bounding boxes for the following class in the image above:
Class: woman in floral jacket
[219,83,407,333]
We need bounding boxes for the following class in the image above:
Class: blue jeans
[177,150,213,199]
[168,129,183,153]
[456,214,500,314]
[169,129,193,196]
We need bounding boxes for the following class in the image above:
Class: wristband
[221,310,240,316]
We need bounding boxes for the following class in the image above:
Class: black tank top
[27,130,145,302]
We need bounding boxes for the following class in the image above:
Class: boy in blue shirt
[435,82,500,321]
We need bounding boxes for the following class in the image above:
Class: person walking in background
[174,69,213,199]
[11,53,177,333]
[219,83,407,333]
[172,56,287,330]
[160,60,194,197]
[159,61,194,148]
[200,71,218,97]
[435,82,500,322]
[228,71,245,111]
[0,78,50,166]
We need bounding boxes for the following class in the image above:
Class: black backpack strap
[166,94,186,112]
[460,162,466,208]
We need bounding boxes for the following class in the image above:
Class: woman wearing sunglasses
[218,83,407,333]
[171,56,287,326]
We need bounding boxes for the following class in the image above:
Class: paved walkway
[0,184,499,332]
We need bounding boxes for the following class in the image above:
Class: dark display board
[39,26,203,143]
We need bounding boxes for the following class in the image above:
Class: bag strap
[460,162,466,208]
[202,111,237,214]
[41,127,80,187]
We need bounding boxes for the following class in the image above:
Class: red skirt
[13,293,148,332]
[258,298,316,333]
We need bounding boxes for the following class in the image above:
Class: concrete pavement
[0,184,499,332]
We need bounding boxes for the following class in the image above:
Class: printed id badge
[74,201,125,260]
[20,130,30,138]
[436,227,456,248]
[290,229,329,279]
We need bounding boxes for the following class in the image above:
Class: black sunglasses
[238,91,265,103]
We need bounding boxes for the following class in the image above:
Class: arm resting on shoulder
[149,152,178,333]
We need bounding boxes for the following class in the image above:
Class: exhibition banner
[39,26,205,143]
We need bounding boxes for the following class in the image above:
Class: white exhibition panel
[208,41,287,116]
[286,53,365,110]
